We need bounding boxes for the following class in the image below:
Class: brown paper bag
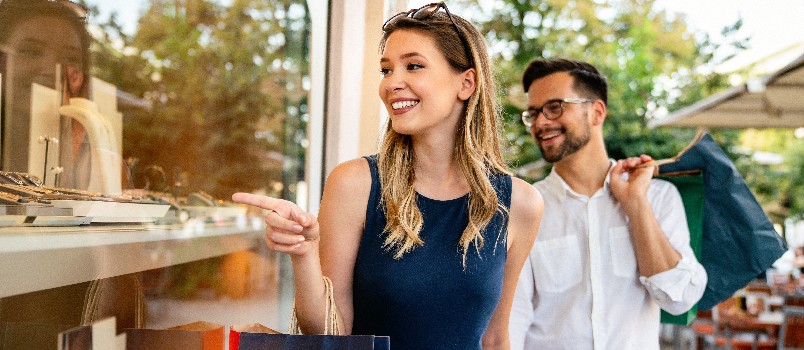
[125,321,224,350]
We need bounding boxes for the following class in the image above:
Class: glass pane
[0,0,310,203]
[0,0,313,346]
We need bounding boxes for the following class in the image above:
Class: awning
[649,53,804,129]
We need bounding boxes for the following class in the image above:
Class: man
[509,58,706,349]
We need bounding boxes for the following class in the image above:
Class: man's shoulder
[646,177,683,206]
[532,177,554,196]
[648,177,677,192]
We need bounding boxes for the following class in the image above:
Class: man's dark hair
[522,58,608,106]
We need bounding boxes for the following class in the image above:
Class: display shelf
[0,217,265,298]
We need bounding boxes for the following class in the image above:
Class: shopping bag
[125,321,224,350]
[658,172,704,325]
[229,323,390,350]
[658,131,787,310]
[235,333,390,350]
[57,317,125,350]
[232,276,390,349]
[229,323,280,350]
[59,324,91,350]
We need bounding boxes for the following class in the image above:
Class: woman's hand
[232,192,320,255]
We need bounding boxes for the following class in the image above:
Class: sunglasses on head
[383,2,470,58]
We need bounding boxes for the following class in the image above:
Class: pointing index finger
[232,192,281,211]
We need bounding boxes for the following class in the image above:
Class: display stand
[0,218,264,298]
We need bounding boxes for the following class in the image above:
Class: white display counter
[0,218,265,298]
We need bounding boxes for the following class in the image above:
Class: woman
[0,0,91,188]
[0,1,144,344]
[233,3,543,349]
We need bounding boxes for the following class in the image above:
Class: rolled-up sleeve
[509,255,536,350]
[639,180,708,315]
[640,256,707,314]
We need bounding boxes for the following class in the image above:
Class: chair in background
[784,295,804,308]
[744,282,773,296]
[691,309,715,350]
[711,297,778,350]
[778,306,804,350]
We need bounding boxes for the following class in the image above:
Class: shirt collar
[544,159,617,203]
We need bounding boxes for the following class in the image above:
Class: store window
[1,0,311,202]
[0,0,319,348]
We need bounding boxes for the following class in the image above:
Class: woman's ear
[458,68,476,101]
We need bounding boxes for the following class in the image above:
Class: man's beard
[538,121,591,163]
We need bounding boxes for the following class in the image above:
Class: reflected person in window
[0,0,91,188]
[508,58,707,350]
[0,2,143,345]
[233,3,543,349]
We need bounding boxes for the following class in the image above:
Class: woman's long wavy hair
[378,11,510,263]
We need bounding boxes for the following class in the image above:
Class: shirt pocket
[532,235,582,293]
[609,226,637,278]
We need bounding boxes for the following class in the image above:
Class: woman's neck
[411,142,469,200]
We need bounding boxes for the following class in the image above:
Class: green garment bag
[658,172,704,325]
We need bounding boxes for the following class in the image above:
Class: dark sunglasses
[383,2,471,59]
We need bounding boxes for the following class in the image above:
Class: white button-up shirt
[509,163,707,350]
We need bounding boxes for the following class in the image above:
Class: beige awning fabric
[649,53,804,129]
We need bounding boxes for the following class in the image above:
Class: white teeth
[392,100,419,110]
[540,131,561,140]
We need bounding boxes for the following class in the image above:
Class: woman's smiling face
[378,29,467,137]
[5,16,84,91]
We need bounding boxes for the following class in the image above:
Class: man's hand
[610,154,655,212]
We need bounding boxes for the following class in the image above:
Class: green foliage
[786,141,804,220]
[166,257,225,299]
[461,0,803,223]
[89,0,309,200]
[736,131,804,221]
[459,0,747,183]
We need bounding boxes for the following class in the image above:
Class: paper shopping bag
[229,323,280,350]
[658,131,787,310]
[125,321,224,350]
[237,333,389,350]
[658,172,704,325]
[234,332,390,350]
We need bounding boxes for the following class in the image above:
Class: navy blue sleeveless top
[351,155,512,350]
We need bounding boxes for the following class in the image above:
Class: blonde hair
[378,12,510,262]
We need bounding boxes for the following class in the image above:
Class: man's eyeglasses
[382,2,470,59]
[521,98,595,127]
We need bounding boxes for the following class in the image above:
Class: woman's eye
[17,47,43,57]
[407,63,423,70]
[379,68,390,76]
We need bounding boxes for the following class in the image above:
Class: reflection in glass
[0,0,311,348]
[0,0,91,188]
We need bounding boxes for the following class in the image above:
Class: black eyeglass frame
[382,2,472,62]
[521,98,595,127]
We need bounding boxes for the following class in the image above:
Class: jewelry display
[37,135,59,185]
[58,98,123,195]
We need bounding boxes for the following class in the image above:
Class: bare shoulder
[507,177,543,251]
[510,177,543,221]
[319,158,372,265]
[319,158,372,227]
[324,158,372,196]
